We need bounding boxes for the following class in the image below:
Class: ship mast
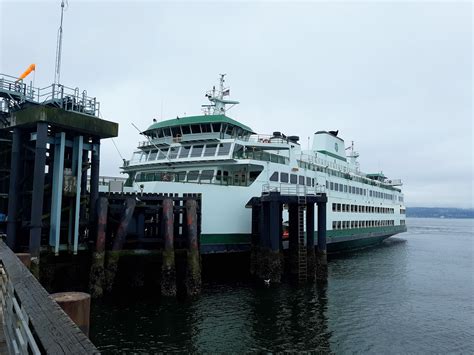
[202,74,240,115]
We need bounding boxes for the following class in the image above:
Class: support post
[29,122,48,263]
[257,196,282,283]
[112,197,136,251]
[161,198,176,297]
[49,132,66,255]
[73,136,83,254]
[6,128,22,250]
[306,202,316,282]
[317,200,328,281]
[185,199,201,296]
[89,197,108,298]
[89,137,100,226]
[249,203,261,276]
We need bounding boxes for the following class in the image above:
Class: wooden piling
[306,203,316,282]
[51,292,91,336]
[161,198,176,297]
[89,197,108,298]
[185,199,201,296]
[316,201,328,281]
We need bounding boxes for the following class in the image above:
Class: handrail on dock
[0,240,98,354]
[0,73,100,118]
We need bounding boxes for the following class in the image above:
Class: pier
[248,188,328,284]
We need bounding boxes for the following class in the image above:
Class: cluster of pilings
[248,191,328,284]
[89,194,202,298]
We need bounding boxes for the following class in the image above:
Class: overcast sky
[1,1,472,208]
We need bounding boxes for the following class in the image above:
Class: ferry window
[332,221,337,229]
[201,124,211,133]
[191,145,204,157]
[306,177,311,186]
[312,178,315,187]
[157,148,168,160]
[132,152,142,163]
[337,204,341,212]
[270,172,279,181]
[204,144,218,157]
[290,174,297,184]
[200,170,214,182]
[179,146,191,158]
[191,124,201,134]
[187,171,199,181]
[330,182,334,190]
[236,128,243,137]
[335,183,339,192]
[337,221,341,229]
[344,185,347,193]
[168,147,180,159]
[171,127,181,137]
[332,203,336,212]
[163,128,172,137]
[181,125,191,135]
[281,173,289,183]
[157,129,164,138]
[176,171,186,182]
[140,151,149,162]
[148,149,158,161]
[226,125,233,135]
[217,143,231,155]
[326,181,329,189]
[249,171,261,181]
[299,176,305,185]
[212,123,221,133]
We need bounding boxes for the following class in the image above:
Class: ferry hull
[200,225,407,254]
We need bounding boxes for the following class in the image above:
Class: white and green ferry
[122,75,407,253]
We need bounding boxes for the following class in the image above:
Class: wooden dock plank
[0,241,99,354]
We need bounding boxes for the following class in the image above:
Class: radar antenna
[202,74,239,115]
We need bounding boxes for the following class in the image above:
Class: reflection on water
[91,218,474,353]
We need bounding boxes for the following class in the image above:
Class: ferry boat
[122,75,407,253]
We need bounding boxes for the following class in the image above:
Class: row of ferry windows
[327,181,396,201]
[269,172,315,187]
[133,143,232,162]
[299,159,401,195]
[150,123,249,139]
[135,169,261,184]
[332,203,395,214]
[332,220,395,230]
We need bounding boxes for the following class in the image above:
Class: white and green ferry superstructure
[122,75,407,253]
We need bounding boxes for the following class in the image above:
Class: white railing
[0,265,42,355]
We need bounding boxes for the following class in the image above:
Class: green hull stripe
[201,225,406,245]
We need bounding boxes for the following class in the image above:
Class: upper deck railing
[0,73,100,118]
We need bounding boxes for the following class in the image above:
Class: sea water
[90,218,474,353]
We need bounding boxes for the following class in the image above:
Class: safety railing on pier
[0,241,98,354]
[0,73,100,118]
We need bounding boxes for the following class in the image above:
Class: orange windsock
[17,64,36,81]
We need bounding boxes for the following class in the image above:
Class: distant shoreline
[407,207,474,219]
